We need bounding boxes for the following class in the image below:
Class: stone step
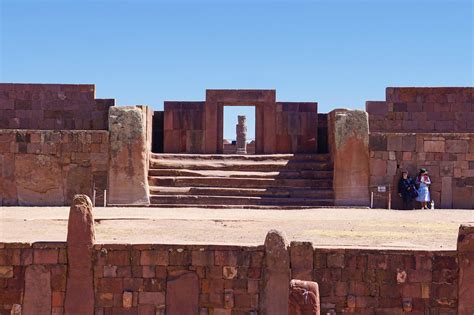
[148,176,333,189]
[149,160,332,172]
[148,169,333,179]
[150,153,331,162]
[149,194,335,207]
[149,186,335,199]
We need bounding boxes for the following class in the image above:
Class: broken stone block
[288,279,320,315]
[222,266,237,279]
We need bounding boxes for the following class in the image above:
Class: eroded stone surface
[261,229,290,315]
[23,265,51,315]
[64,194,95,315]
[108,106,150,205]
[458,224,474,314]
[288,279,320,315]
[329,109,370,206]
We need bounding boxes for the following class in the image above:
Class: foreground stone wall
[0,242,463,315]
[370,133,474,209]
[0,130,109,206]
[0,83,114,130]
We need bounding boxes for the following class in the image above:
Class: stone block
[23,265,52,315]
[446,140,468,153]
[140,250,169,266]
[139,291,165,305]
[108,106,150,205]
[402,135,416,151]
[424,141,445,153]
[369,134,387,151]
[290,241,314,281]
[166,271,199,314]
[387,135,402,151]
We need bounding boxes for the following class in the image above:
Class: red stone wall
[312,248,458,315]
[0,129,109,206]
[367,88,474,133]
[163,102,205,153]
[275,102,318,153]
[0,83,114,130]
[0,243,68,315]
[93,244,263,314]
[369,133,474,209]
[0,242,461,315]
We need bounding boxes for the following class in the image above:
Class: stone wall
[275,102,318,153]
[367,87,474,133]
[0,130,109,206]
[0,83,114,130]
[163,102,205,153]
[0,241,463,315]
[369,133,474,209]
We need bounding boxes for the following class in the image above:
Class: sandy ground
[1,207,473,250]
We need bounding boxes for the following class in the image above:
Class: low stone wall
[0,242,463,315]
[2,201,472,315]
[0,130,109,205]
[370,132,474,209]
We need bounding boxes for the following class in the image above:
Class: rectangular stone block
[424,141,445,153]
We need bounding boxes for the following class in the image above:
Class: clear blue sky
[0,0,472,140]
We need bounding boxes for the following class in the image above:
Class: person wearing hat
[415,168,431,209]
[398,170,417,210]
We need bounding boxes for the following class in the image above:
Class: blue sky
[0,0,472,140]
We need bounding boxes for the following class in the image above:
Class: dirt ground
[1,207,472,250]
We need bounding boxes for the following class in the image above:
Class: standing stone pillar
[458,224,474,314]
[328,109,370,206]
[64,195,95,315]
[236,115,247,154]
[260,229,290,315]
[108,106,150,205]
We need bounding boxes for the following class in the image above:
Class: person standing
[398,170,417,210]
[415,168,431,209]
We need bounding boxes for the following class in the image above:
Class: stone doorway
[222,105,256,154]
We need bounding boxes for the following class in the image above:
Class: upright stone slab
[260,229,290,315]
[458,224,474,314]
[236,115,247,154]
[166,271,199,315]
[64,195,95,315]
[328,109,370,206]
[23,265,51,315]
[108,106,150,205]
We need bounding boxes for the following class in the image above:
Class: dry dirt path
[1,207,472,250]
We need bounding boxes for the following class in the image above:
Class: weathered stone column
[23,265,51,315]
[328,109,370,206]
[260,229,290,315]
[64,195,95,315]
[236,115,247,154]
[108,106,150,205]
[458,224,474,314]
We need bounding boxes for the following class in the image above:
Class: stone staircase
[148,153,334,208]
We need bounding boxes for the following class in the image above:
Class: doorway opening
[223,106,256,154]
